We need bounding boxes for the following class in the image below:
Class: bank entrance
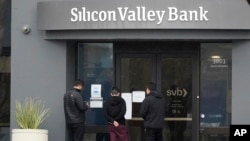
[114,42,199,141]
[78,42,231,141]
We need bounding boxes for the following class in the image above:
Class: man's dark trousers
[145,128,163,141]
[67,122,85,141]
[108,125,128,141]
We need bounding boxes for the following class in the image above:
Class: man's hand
[113,121,119,127]
[85,101,90,107]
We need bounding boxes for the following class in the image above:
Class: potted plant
[12,97,50,141]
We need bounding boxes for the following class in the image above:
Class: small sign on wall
[90,84,103,108]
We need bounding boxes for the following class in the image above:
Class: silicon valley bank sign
[70,6,208,24]
[37,1,250,30]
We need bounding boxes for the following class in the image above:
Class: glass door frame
[114,42,200,141]
[157,54,200,141]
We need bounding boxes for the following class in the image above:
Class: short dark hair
[146,82,156,91]
[73,79,84,87]
[111,86,120,95]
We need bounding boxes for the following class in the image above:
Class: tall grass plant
[15,97,50,129]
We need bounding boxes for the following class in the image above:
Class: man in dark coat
[104,86,128,141]
[140,82,166,141]
[64,79,89,141]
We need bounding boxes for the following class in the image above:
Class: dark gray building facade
[9,0,250,141]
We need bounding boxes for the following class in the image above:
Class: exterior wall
[11,0,67,141]
[232,41,250,124]
[11,0,250,141]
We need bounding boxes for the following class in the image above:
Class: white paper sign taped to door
[121,93,132,119]
[132,91,145,103]
[91,84,102,98]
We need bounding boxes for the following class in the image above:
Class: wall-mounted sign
[37,0,250,30]
[70,6,208,24]
[210,58,228,68]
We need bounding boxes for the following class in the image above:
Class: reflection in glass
[120,58,152,92]
[200,43,232,141]
[161,57,192,141]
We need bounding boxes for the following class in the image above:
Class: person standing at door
[103,86,128,141]
[64,79,89,141]
[140,82,166,141]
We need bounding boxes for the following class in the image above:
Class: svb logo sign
[166,88,188,97]
[230,125,250,140]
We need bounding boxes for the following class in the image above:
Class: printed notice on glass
[121,93,132,119]
[132,91,145,103]
[91,84,102,98]
[90,101,103,108]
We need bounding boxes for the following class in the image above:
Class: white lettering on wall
[71,8,78,22]
[168,7,178,21]
[168,6,208,21]
[70,6,209,23]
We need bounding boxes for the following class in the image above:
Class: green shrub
[15,97,50,129]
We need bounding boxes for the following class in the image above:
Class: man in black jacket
[64,79,89,141]
[140,82,166,141]
[103,87,128,141]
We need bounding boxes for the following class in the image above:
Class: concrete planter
[12,129,48,141]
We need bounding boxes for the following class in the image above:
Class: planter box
[12,129,48,141]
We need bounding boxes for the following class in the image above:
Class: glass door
[158,55,195,141]
[117,54,156,93]
[116,54,156,141]
[116,52,199,141]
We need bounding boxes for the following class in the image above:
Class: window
[77,43,113,125]
[200,43,232,141]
